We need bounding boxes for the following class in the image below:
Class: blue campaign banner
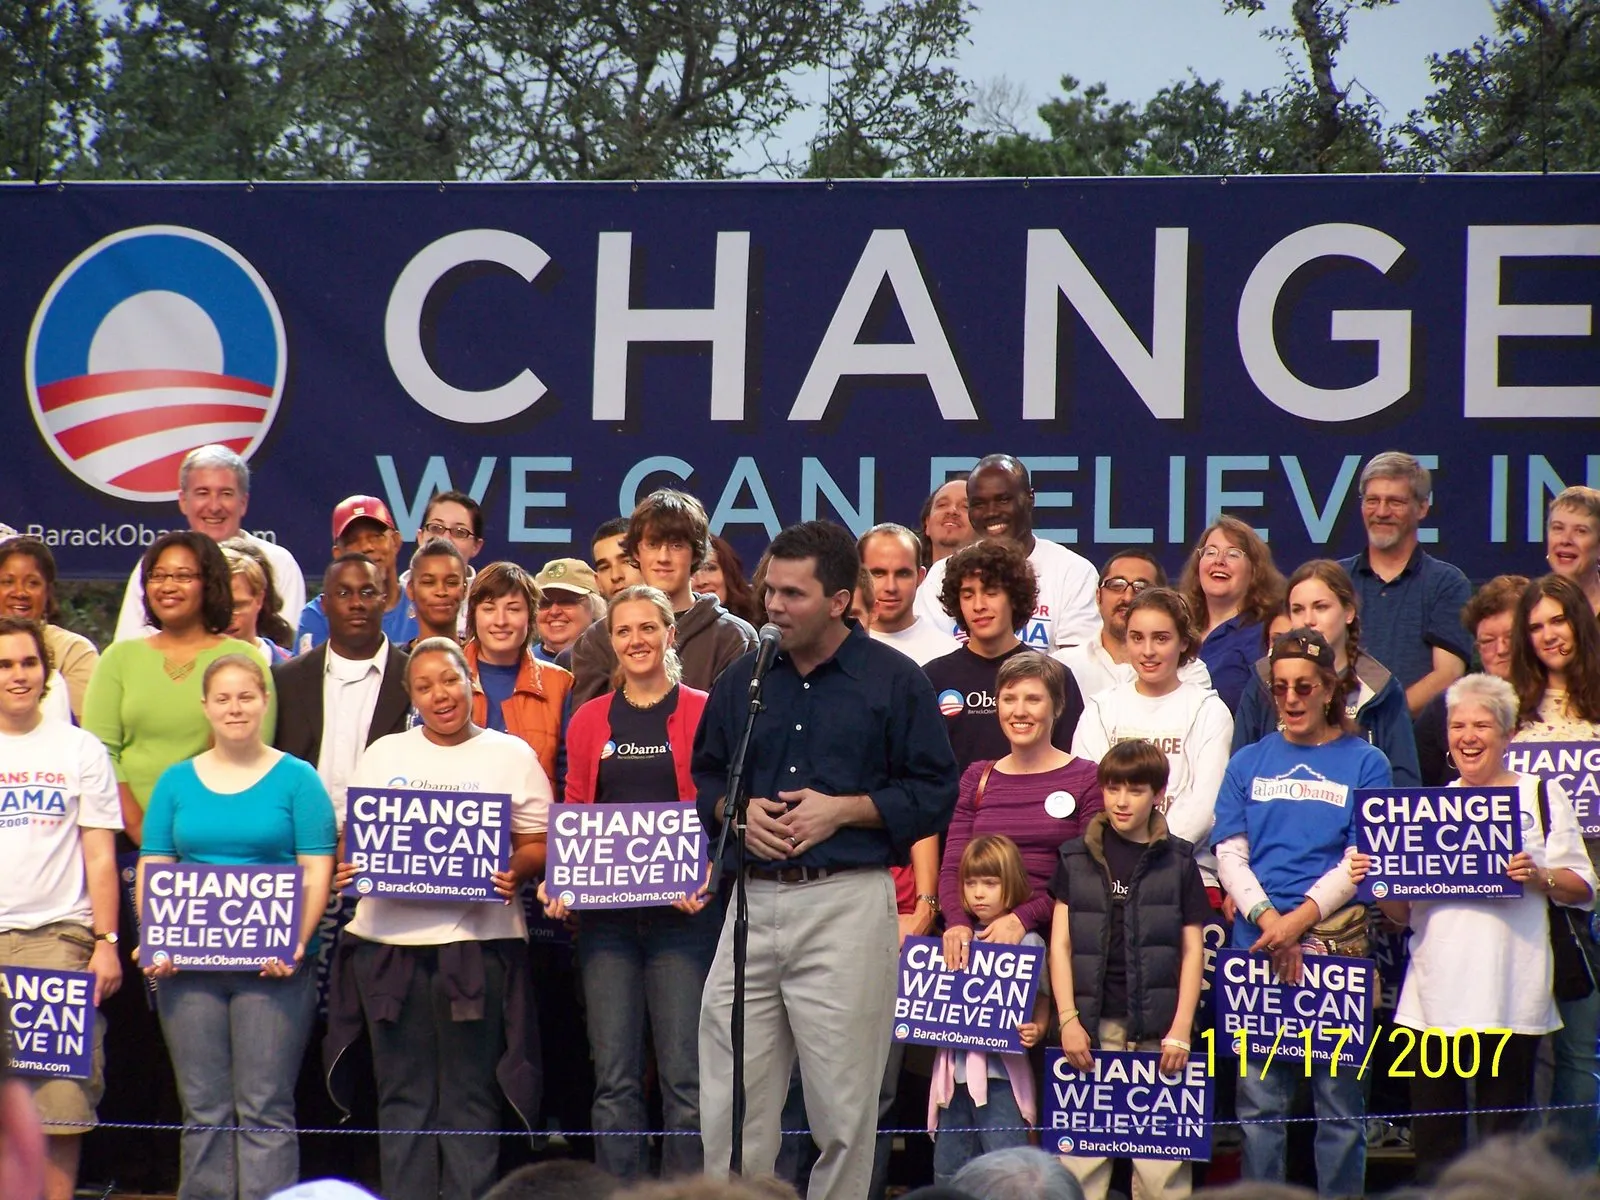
[892,935,1044,1053]
[1505,742,1600,837]
[1215,950,1374,1067]
[141,863,303,971]
[344,787,509,902]
[0,966,95,1080]
[1357,786,1523,901]
[545,802,708,908]
[2,177,1596,582]
[1045,1049,1212,1162]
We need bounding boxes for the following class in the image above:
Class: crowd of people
[2,442,1600,1200]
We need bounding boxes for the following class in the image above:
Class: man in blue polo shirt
[1339,452,1472,717]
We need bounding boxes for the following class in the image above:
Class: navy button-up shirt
[1340,548,1473,689]
[693,621,958,869]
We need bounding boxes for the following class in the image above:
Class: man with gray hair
[112,444,305,641]
[949,1147,1086,1200]
[1339,451,1472,717]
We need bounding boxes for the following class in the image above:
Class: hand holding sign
[259,943,305,979]
[1061,1015,1092,1072]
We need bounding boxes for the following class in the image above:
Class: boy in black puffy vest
[1047,738,1210,1200]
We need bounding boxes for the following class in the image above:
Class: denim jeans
[931,1078,1029,1185]
[1237,1057,1365,1198]
[157,967,317,1200]
[1550,989,1600,1170]
[579,906,719,1180]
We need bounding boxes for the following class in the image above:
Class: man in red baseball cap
[293,496,419,653]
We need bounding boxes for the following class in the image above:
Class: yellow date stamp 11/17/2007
[1199,1026,1516,1080]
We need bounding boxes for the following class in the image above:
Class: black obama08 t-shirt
[923,644,1085,774]
[1056,825,1211,1020]
[596,687,680,804]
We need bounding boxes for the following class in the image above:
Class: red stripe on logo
[35,370,274,412]
[109,440,253,495]
[55,405,267,460]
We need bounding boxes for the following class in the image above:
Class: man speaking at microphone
[693,521,957,1200]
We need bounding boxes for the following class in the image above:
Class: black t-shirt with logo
[1097,826,1212,1019]
[923,645,1085,775]
[596,686,679,805]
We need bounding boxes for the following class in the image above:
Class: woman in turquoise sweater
[84,531,274,845]
[138,652,335,1200]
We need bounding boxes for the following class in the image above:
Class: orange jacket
[463,641,572,785]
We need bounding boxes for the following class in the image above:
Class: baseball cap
[534,558,599,597]
[1269,626,1335,665]
[331,496,397,540]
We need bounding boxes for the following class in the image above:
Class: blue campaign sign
[2,177,1596,581]
[545,802,708,908]
[1215,950,1374,1067]
[1505,742,1600,837]
[0,967,95,1080]
[141,863,303,971]
[1045,1050,1212,1162]
[344,787,510,902]
[893,935,1044,1053]
[1357,786,1523,901]
[1196,915,1230,1025]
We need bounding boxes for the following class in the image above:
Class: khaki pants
[1062,1017,1192,1200]
[0,923,105,1131]
[699,870,898,1200]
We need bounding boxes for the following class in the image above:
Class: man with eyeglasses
[295,497,418,653]
[1338,452,1472,718]
[1055,550,1212,699]
[400,491,483,637]
[570,489,756,704]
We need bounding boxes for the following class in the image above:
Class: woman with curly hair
[83,531,274,845]
[1178,515,1286,713]
[923,539,1085,772]
[1230,559,1419,786]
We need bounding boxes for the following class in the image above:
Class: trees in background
[1,0,1596,180]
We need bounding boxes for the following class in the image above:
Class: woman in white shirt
[1354,672,1597,1183]
[325,638,551,1200]
[1072,588,1233,895]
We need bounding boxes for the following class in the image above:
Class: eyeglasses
[538,594,580,609]
[423,521,476,542]
[1475,633,1513,651]
[1198,546,1246,564]
[1360,495,1416,512]
[1270,680,1322,699]
[148,570,202,585]
[1099,577,1151,595]
[640,537,691,554]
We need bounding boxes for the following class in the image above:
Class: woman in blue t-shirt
[137,653,336,1200]
[1212,628,1392,1199]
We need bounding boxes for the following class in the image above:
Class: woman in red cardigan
[537,584,715,1181]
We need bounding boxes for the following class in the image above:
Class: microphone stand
[705,669,768,1176]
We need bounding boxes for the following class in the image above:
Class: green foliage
[56,579,121,651]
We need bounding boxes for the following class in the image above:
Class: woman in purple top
[940,652,1102,965]
[1178,515,1286,713]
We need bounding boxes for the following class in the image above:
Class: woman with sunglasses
[1508,573,1600,1169]
[1213,627,1392,1196]
[1232,560,1420,787]
[1178,516,1285,714]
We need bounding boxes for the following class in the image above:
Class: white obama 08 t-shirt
[343,726,551,947]
[914,536,1101,652]
[0,720,122,931]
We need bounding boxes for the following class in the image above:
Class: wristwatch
[917,893,940,912]
[94,931,119,945]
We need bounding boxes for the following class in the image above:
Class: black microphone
[748,623,782,696]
